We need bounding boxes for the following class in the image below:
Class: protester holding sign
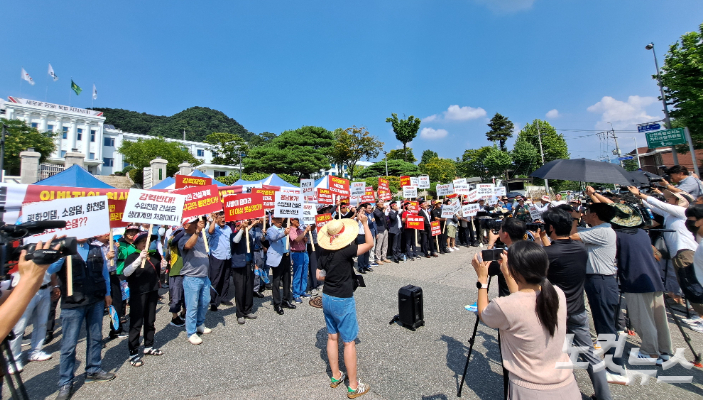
[373,200,390,265]
[290,218,313,304]
[387,202,403,263]
[231,220,259,324]
[122,231,164,366]
[418,200,436,258]
[266,218,294,315]
[178,217,213,345]
[208,211,234,312]
[444,199,459,251]
[249,220,268,297]
[401,202,419,260]
[513,197,532,222]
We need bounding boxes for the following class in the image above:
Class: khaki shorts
[446,224,457,238]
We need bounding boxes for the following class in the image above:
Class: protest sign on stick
[462,203,479,217]
[315,214,332,233]
[441,205,455,218]
[417,175,430,189]
[403,185,417,199]
[453,178,469,194]
[406,216,424,230]
[436,183,454,197]
[410,176,419,188]
[378,189,392,201]
[302,203,317,251]
[494,186,506,197]
[400,176,411,187]
[431,220,442,252]
[378,178,390,191]
[529,204,542,221]
[300,179,315,197]
[317,188,334,204]
[123,190,186,226]
[224,193,265,221]
[273,192,304,218]
[362,188,376,203]
[254,188,276,210]
[175,174,212,189]
[328,176,350,197]
[466,190,478,202]
[21,196,111,243]
[173,185,222,218]
[351,181,366,197]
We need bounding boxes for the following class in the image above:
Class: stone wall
[95,175,135,189]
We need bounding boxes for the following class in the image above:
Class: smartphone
[481,248,504,262]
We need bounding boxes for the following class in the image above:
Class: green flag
[71,79,82,95]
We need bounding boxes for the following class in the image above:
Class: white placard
[300,179,315,197]
[410,176,419,188]
[462,203,480,217]
[450,199,462,213]
[403,185,418,199]
[241,183,263,193]
[273,192,304,218]
[477,183,494,196]
[493,186,506,197]
[351,181,366,197]
[22,196,111,243]
[453,178,469,194]
[301,203,316,225]
[466,190,478,202]
[123,189,186,225]
[529,204,542,221]
[436,183,454,197]
[417,175,430,189]
[441,205,455,218]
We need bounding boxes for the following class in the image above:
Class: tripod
[457,275,493,398]
[1,334,30,400]
[663,293,703,368]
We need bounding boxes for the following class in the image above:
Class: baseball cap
[182,216,200,225]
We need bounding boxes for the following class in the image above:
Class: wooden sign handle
[141,224,153,268]
[308,229,315,251]
[286,218,291,251]
[108,228,115,267]
[66,256,73,296]
[245,225,251,253]
[199,216,209,251]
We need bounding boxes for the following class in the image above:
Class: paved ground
[3,246,704,399]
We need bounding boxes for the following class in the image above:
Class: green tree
[358,159,419,178]
[516,119,569,168]
[510,137,539,176]
[330,126,384,178]
[216,172,299,186]
[204,132,249,165]
[386,148,416,163]
[419,150,438,167]
[483,148,513,177]
[658,25,703,149]
[485,113,515,151]
[385,113,421,151]
[456,146,496,180]
[0,119,56,175]
[118,137,202,186]
[421,157,457,183]
[622,158,639,172]
[244,126,333,178]
[248,132,277,148]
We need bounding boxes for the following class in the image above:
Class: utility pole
[608,123,622,166]
[535,120,549,193]
[183,129,186,141]
[385,156,388,176]
[0,124,6,182]
[633,137,642,170]
[646,42,679,165]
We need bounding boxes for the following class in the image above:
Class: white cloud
[545,109,560,119]
[423,105,487,123]
[587,95,660,130]
[473,0,536,13]
[421,127,449,139]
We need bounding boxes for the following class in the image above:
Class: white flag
[92,84,97,100]
[21,68,35,85]
[48,63,58,81]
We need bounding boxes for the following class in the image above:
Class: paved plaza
[3,246,703,399]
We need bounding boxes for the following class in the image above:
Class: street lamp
[645,42,679,165]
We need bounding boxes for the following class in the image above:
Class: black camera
[526,222,544,231]
[481,219,503,232]
[0,220,76,278]
[481,248,504,261]
[23,237,78,265]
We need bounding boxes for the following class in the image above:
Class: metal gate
[39,163,65,180]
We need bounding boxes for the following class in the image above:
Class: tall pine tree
[485,113,515,151]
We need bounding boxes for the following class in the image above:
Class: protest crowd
[0,165,703,400]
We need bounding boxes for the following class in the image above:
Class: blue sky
[0,0,702,163]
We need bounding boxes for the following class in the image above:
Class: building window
[104,137,115,147]
[31,122,38,129]
[103,158,114,167]
[77,128,83,141]
[197,149,205,157]
[62,127,68,139]
[89,153,95,160]
[214,171,227,178]
[61,150,67,158]
[123,161,131,169]
[90,130,96,142]
[47,124,54,132]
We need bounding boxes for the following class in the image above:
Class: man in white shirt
[551,193,566,207]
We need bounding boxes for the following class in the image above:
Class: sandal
[143,347,164,356]
[130,354,144,367]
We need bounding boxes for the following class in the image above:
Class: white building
[0,97,240,179]
[315,161,375,179]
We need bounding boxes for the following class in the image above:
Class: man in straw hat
[316,209,372,399]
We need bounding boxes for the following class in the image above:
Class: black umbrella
[506,192,524,198]
[530,159,634,185]
[624,170,661,186]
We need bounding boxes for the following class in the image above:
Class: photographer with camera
[472,241,582,399]
[660,165,703,200]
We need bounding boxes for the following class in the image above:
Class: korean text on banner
[378,189,392,201]
[328,176,350,197]
[315,214,332,233]
[477,184,494,197]
[441,205,455,218]
[302,203,316,225]
[462,204,479,217]
[273,192,303,218]
[493,186,506,197]
[529,205,542,221]
[108,194,129,228]
[300,179,315,197]
[453,178,469,194]
[362,189,376,203]
[450,199,462,213]
[466,190,478,202]
[403,185,417,199]
[378,178,390,191]
[406,216,424,230]
[436,183,454,197]
[400,176,411,187]
[351,182,366,197]
[173,185,222,218]
[431,221,442,236]
[122,189,186,225]
[22,196,110,243]
[410,176,419,188]
[174,174,212,189]
[317,188,334,204]
[224,193,264,221]
[254,188,276,210]
[408,201,421,212]
[417,175,430,189]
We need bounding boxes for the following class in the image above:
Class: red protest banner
[362,189,375,203]
[328,176,350,197]
[431,221,442,236]
[378,189,392,201]
[175,174,212,189]
[254,188,276,210]
[406,216,425,230]
[315,214,333,232]
[172,185,223,218]
[409,201,420,212]
[223,193,265,221]
[317,188,334,204]
[400,176,411,187]
[378,178,390,191]
[108,197,128,228]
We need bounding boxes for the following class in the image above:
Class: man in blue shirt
[265,217,293,315]
[208,211,233,311]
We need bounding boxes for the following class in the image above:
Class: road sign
[645,127,687,149]
[618,156,634,161]
[637,122,662,132]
